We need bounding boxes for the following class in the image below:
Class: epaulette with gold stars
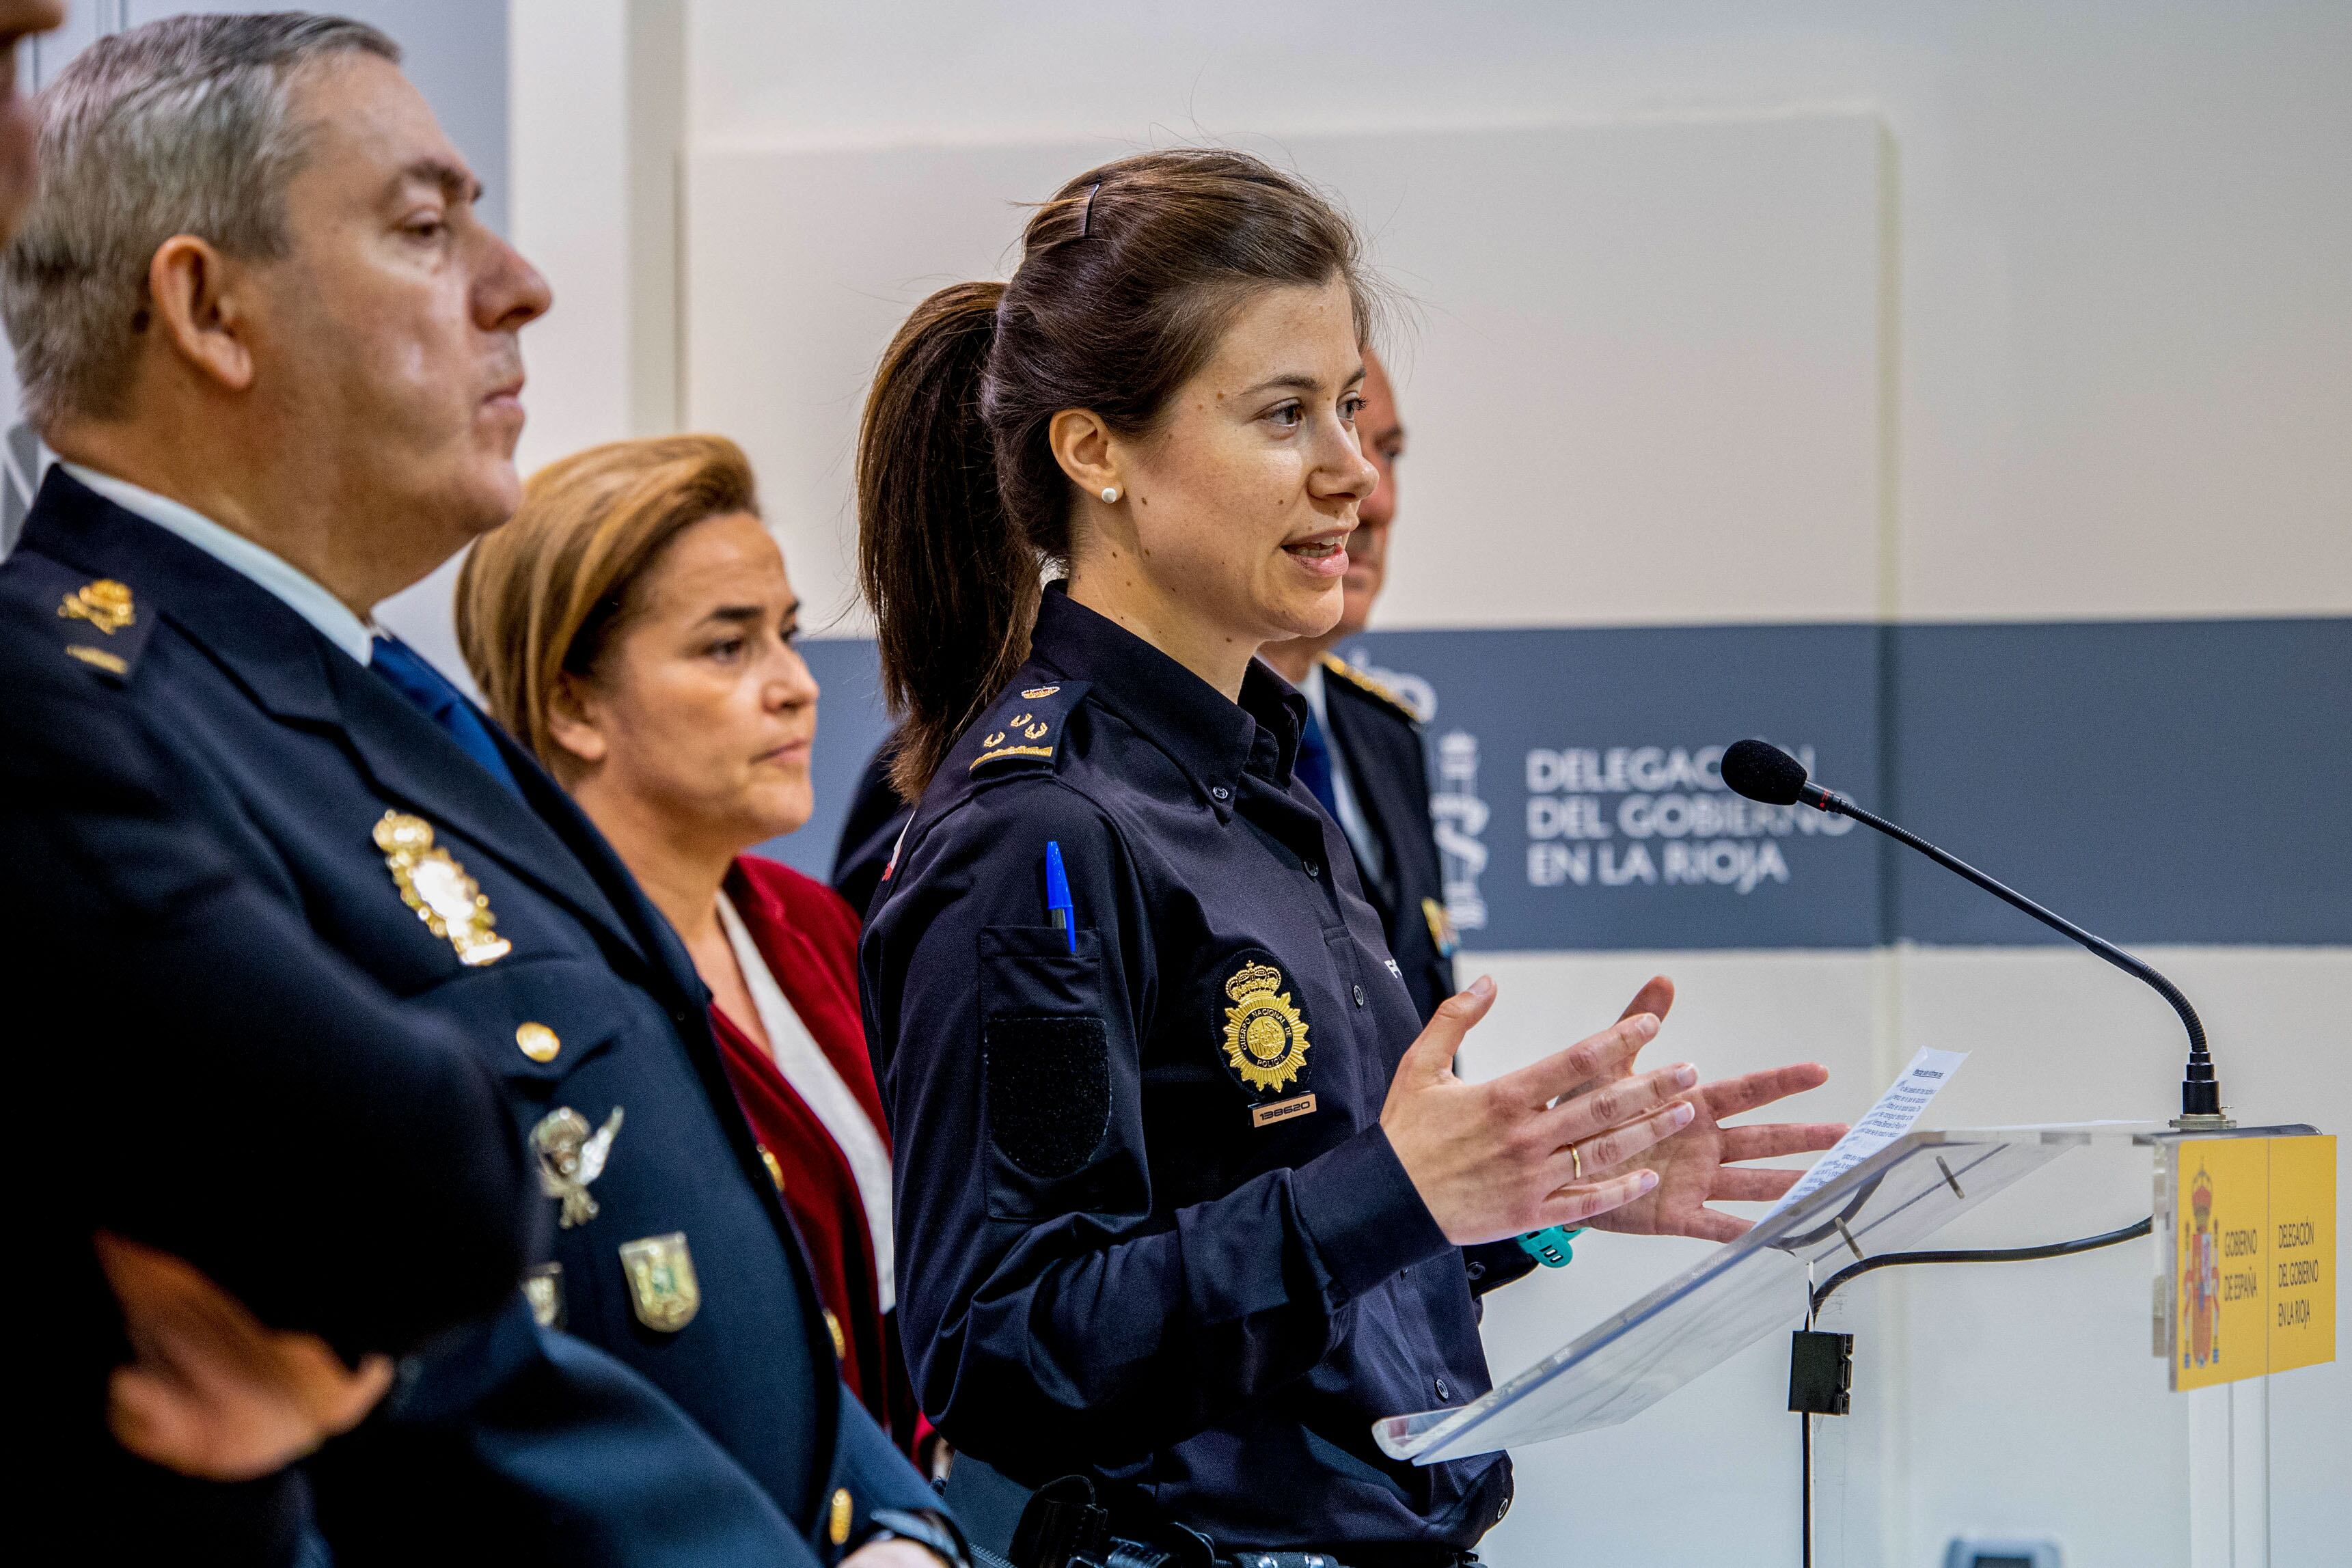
[1319,652,1419,724]
[8,554,155,685]
[966,678,1091,775]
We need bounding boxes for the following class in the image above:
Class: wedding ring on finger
[1570,1141,1585,1181]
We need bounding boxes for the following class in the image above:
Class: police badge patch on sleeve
[1220,953,1311,1095]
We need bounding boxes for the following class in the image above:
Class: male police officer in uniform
[0,17,959,1567]
[9,624,541,1561]
[1257,349,1453,1023]
[0,7,536,1558]
[1258,348,1848,1278]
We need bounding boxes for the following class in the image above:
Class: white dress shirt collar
[59,460,375,667]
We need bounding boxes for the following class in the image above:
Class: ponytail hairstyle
[857,149,1374,796]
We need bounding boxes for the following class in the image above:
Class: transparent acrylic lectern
[1373,1123,2140,1463]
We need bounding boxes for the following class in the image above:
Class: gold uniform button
[757,1144,786,1191]
[828,1487,853,1546]
[515,1021,561,1062]
[823,1307,847,1360]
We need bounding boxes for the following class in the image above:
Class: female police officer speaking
[856,150,1704,1567]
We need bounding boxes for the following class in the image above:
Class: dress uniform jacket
[1309,659,1537,1302]
[3,609,535,1566]
[1311,656,1456,1026]
[862,586,1509,1562]
[0,469,938,1567]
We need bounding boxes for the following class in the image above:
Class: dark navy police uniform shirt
[862,587,1509,1560]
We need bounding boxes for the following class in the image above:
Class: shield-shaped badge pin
[522,1262,564,1329]
[618,1232,700,1332]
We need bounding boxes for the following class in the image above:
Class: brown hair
[857,148,1373,795]
[456,434,758,773]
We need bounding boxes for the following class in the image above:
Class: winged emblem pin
[532,1105,624,1228]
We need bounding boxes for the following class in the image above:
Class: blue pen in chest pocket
[1043,839,1077,952]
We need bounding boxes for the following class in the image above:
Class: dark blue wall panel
[769,617,2349,950]
[1887,618,2351,948]
[1342,624,1885,950]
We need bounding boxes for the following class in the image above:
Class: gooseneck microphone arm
[1721,739,2223,1122]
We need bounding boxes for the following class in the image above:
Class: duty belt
[994,1472,1475,1568]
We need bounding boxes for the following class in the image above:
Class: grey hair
[0,12,399,428]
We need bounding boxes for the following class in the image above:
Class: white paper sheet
[1763,1046,1969,1218]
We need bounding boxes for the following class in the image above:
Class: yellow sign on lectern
[2159,1133,2335,1391]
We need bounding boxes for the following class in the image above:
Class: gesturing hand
[1573,977,1849,1243]
[95,1231,395,1482]
[1380,976,1698,1246]
[843,1542,954,1568]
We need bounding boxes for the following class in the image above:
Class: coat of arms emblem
[2185,1164,2220,1368]
[1220,957,1311,1093]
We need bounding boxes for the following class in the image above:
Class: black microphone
[1719,738,2226,1127]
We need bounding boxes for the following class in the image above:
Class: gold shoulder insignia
[1221,955,1311,1092]
[58,578,135,635]
[968,679,1089,772]
[1319,652,1420,721]
[373,810,512,965]
[27,561,156,683]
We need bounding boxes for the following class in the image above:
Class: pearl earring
[1100,486,1121,504]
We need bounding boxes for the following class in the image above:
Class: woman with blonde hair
[458,434,916,1451]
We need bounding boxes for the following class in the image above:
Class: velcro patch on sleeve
[982,1013,1111,1180]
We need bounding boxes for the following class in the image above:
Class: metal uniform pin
[523,1263,564,1328]
[618,1232,700,1332]
[515,1021,560,1062]
[374,812,511,967]
[532,1106,622,1228]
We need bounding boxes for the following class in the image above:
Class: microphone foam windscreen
[1721,739,1808,805]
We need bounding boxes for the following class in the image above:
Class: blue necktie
[369,633,525,797]
[1295,706,1341,820]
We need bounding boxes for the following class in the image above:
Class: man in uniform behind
[1257,348,1451,1020]
[1,15,959,1566]
[1259,347,1846,1278]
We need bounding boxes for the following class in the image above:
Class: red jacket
[709,854,914,1448]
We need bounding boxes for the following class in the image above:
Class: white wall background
[668,0,2352,629]
[505,5,2352,1565]
[683,113,1891,635]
